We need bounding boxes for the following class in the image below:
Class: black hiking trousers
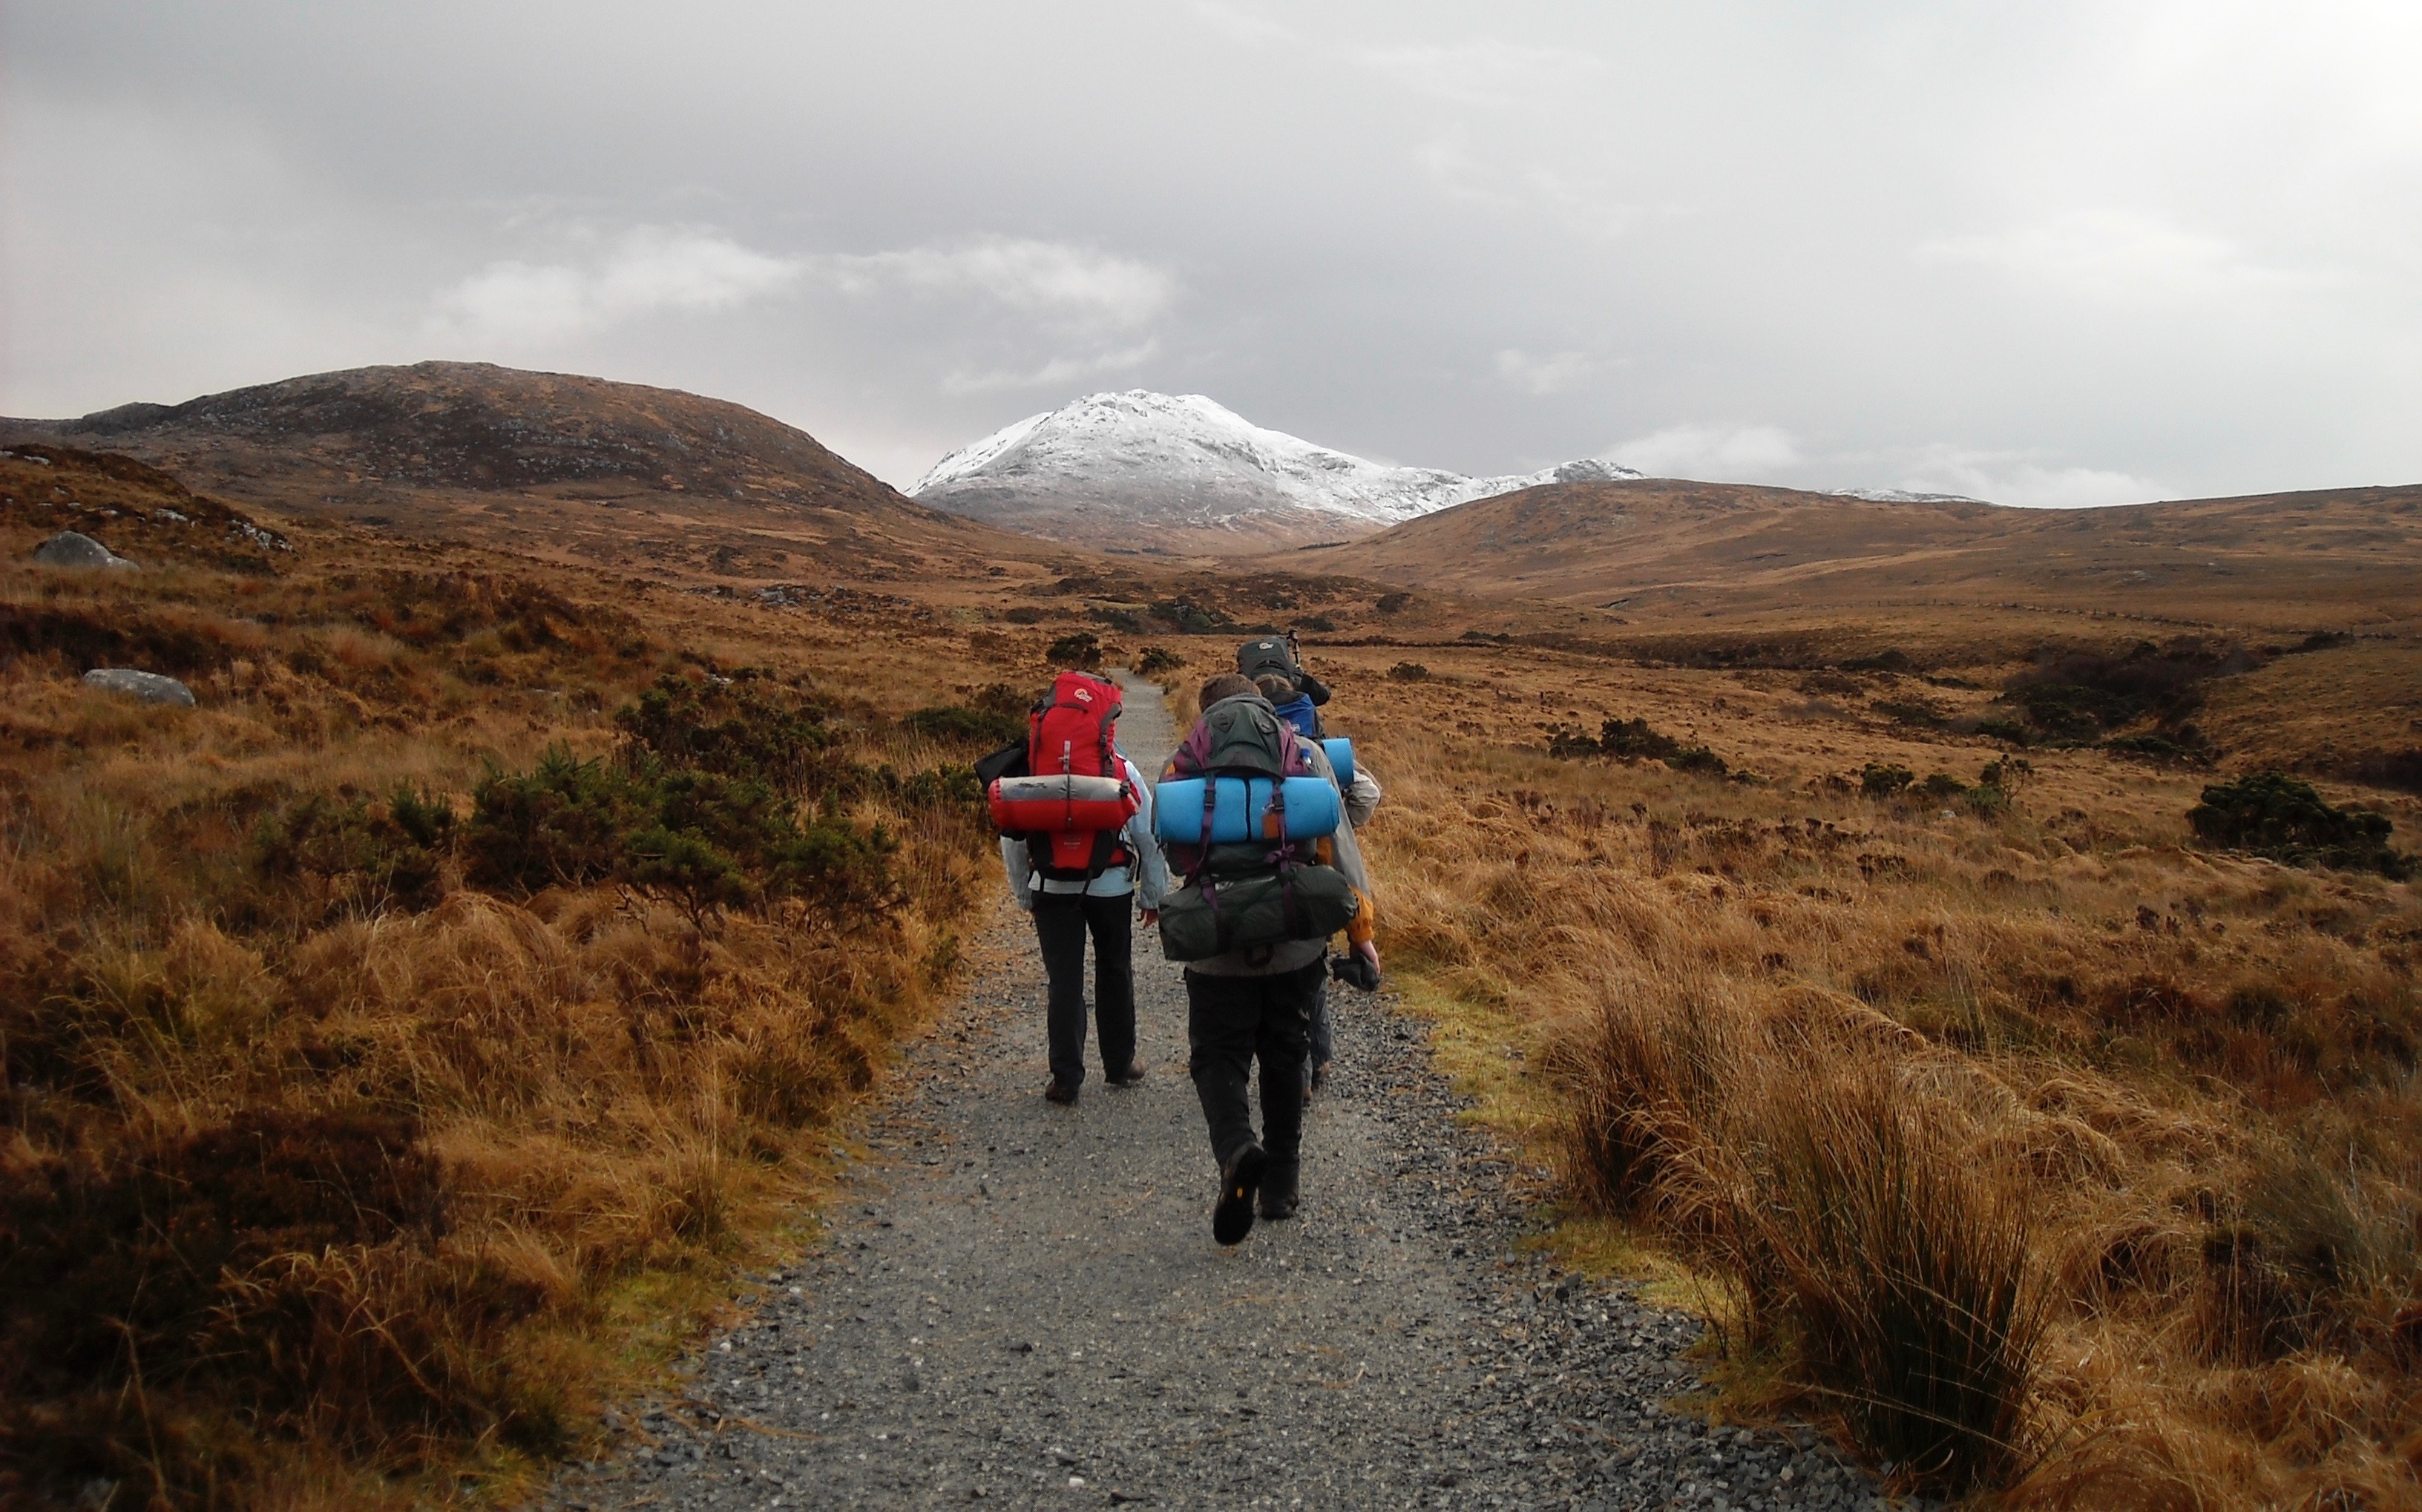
[1032,890,1136,1090]
[1184,959,1323,1176]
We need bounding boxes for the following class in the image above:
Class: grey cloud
[5,1,2419,501]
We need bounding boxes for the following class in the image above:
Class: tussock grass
[0,522,1057,1507]
[1138,632,2422,1506]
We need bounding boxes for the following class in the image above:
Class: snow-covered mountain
[910,390,1638,550]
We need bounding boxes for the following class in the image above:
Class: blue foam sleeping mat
[1153,775,1342,843]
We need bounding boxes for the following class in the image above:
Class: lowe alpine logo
[1071,688,1094,703]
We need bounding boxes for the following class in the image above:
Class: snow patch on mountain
[1831,486,1990,504]
[911,390,1638,540]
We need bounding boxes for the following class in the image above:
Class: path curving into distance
[545,674,1891,1511]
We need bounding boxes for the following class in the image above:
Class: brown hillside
[1318,478,2422,632]
[0,361,1040,584]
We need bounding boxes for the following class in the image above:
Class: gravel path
[545,677,1890,1512]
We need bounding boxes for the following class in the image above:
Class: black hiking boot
[1257,1160,1299,1221]
[1043,1079,1078,1105]
[1212,1143,1267,1246]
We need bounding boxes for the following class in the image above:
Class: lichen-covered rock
[33,530,137,570]
[82,668,194,706]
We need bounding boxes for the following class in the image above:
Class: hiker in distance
[985,671,1167,1105]
[1239,634,1384,1101]
[1155,672,1381,1245]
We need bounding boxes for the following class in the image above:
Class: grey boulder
[83,668,195,706]
[34,530,137,570]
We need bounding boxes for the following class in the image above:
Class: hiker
[1236,634,1330,737]
[1250,674,1382,1100]
[990,672,1168,1105]
[1156,673,1381,1245]
[1241,625,1383,1100]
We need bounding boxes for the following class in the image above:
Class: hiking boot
[1043,1079,1078,1105]
[1212,1143,1267,1246]
[1310,1060,1328,1094]
[1105,1059,1147,1087]
[1257,1161,1299,1221]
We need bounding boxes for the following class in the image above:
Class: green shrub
[1146,599,1229,634]
[614,672,832,794]
[465,747,640,892]
[2187,772,2411,878]
[889,763,985,820]
[1963,785,2011,817]
[1387,662,1431,682]
[1543,722,1601,759]
[1046,631,1103,668]
[901,703,1025,749]
[1861,763,1915,799]
[1601,717,1681,761]
[1666,746,1728,778]
[1135,645,1183,677]
[2105,729,2217,766]
[251,787,457,920]
[1920,772,1967,798]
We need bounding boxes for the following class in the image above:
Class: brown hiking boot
[1043,1080,1078,1105]
[1105,1059,1147,1086]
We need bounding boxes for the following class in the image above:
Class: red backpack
[985,672,1139,881]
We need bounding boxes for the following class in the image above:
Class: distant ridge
[1,361,1020,580]
[910,389,1638,553]
[1313,475,2422,631]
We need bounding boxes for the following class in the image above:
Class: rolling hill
[1,362,1034,583]
[1316,476,2422,632]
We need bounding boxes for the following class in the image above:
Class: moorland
[4,364,2419,1509]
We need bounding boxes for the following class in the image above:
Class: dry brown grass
[1139,628,2422,1506]
[0,501,1087,1508]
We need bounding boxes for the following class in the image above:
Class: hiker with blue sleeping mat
[1242,625,1386,1096]
[1250,673,1382,1102]
[1155,673,1382,1246]
[985,671,1168,1106]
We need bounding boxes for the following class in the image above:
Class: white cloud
[1609,423,1802,479]
[1877,444,2158,508]
[1916,209,2311,302]
[1355,39,1603,107]
[1187,1,1301,50]
[430,228,801,344]
[1834,441,2159,507]
[942,341,1162,394]
[817,237,1176,334]
[1495,348,1598,395]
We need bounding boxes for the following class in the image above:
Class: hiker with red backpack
[984,672,1167,1105]
[1154,673,1381,1245]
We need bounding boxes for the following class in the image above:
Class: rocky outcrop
[33,530,137,570]
[82,668,194,706]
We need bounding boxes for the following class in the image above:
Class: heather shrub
[2188,772,2411,878]
[249,786,457,921]
[614,670,833,794]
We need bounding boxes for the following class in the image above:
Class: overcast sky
[7,2,2419,504]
